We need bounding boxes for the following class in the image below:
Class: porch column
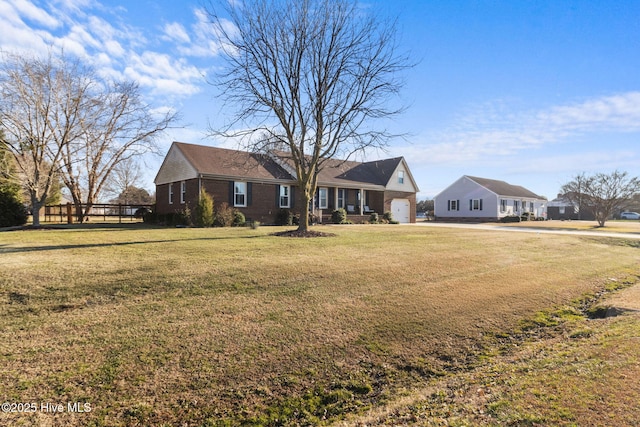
[359,188,364,215]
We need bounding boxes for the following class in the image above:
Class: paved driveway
[413,222,640,240]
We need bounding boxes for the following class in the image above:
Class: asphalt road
[413,221,640,240]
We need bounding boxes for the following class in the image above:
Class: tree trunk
[298,188,312,232]
[31,196,42,227]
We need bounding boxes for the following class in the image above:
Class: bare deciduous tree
[104,157,144,202]
[0,52,89,226]
[206,0,411,232]
[561,170,640,227]
[60,80,175,222]
[0,50,177,225]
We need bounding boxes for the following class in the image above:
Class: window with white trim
[168,184,174,204]
[398,170,405,184]
[448,199,459,211]
[180,181,186,204]
[279,185,290,208]
[500,199,507,213]
[234,182,247,207]
[513,200,520,212]
[318,187,328,209]
[337,189,346,209]
[470,199,483,211]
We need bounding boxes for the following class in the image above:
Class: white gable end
[434,176,498,218]
[154,145,198,185]
[385,159,417,192]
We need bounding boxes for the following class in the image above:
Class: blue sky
[1,0,639,200]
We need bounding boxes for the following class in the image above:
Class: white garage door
[391,199,410,223]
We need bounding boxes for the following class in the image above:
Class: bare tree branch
[561,170,640,227]
[0,51,89,225]
[206,0,412,231]
[1,50,178,224]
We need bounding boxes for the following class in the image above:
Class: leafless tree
[103,157,144,202]
[60,80,175,222]
[0,50,177,225]
[561,171,640,227]
[206,0,411,232]
[0,52,89,226]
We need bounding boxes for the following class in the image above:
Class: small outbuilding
[547,193,595,220]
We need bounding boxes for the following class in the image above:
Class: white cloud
[174,8,235,58]
[163,22,191,44]
[124,52,203,95]
[401,91,640,167]
[0,0,208,100]
[9,0,60,29]
[538,92,640,133]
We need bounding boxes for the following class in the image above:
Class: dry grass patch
[348,290,640,426]
[494,219,640,234]
[1,224,639,425]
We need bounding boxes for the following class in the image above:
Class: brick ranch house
[154,142,419,224]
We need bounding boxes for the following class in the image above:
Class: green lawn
[1,224,639,426]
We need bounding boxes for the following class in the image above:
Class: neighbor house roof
[466,176,546,200]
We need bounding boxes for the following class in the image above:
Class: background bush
[215,202,235,227]
[195,189,214,227]
[233,210,246,227]
[331,208,347,224]
[383,211,399,224]
[276,209,293,226]
[0,186,28,227]
[501,215,522,223]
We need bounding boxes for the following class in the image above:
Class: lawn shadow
[0,235,263,254]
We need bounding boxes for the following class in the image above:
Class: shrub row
[330,209,398,224]
[144,191,246,227]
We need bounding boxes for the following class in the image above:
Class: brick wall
[383,190,417,223]
[156,180,417,224]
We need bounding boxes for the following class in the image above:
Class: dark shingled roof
[171,142,406,189]
[466,176,546,199]
[276,154,404,188]
[174,142,293,180]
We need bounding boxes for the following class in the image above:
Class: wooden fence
[44,203,154,224]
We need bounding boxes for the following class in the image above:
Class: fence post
[66,203,73,224]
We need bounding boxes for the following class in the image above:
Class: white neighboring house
[434,175,547,222]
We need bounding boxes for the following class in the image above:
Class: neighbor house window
[180,181,186,204]
[337,189,346,208]
[318,187,328,209]
[470,199,483,211]
[448,200,459,211]
[169,184,174,204]
[513,200,520,212]
[559,206,565,214]
[279,185,290,208]
[234,182,247,207]
[398,170,405,184]
[500,199,507,213]
[530,201,534,212]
